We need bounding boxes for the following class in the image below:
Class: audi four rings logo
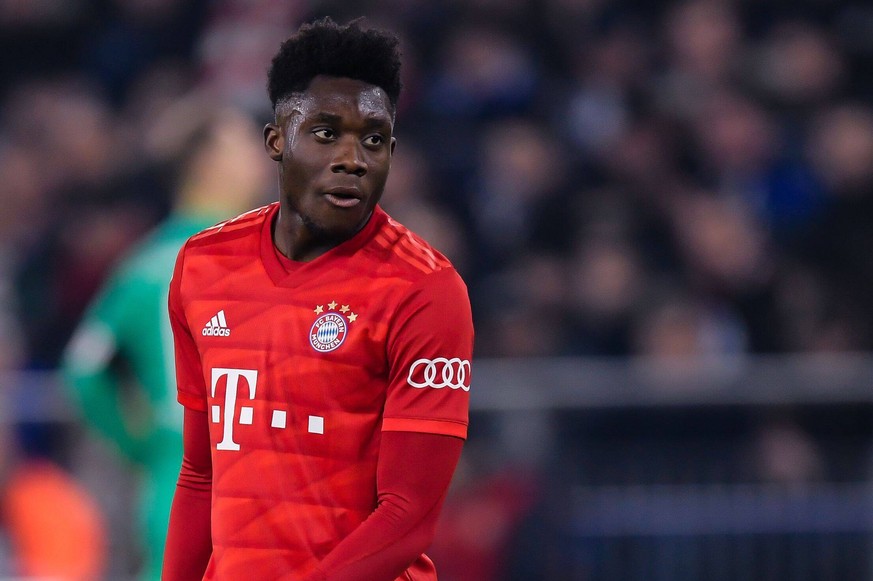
[407,358,471,391]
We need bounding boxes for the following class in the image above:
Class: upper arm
[180,407,213,481]
[61,274,130,380]
[376,431,464,511]
[168,244,208,411]
[383,268,474,439]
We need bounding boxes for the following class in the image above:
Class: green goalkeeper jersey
[61,213,217,581]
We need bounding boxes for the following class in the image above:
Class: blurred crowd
[2,0,873,578]
[2,0,873,373]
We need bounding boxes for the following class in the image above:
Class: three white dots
[212,405,324,435]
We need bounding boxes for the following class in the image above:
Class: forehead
[294,75,393,122]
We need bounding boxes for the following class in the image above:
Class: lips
[323,187,363,208]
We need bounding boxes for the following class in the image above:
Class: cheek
[283,151,323,182]
[370,167,390,190]
[368,154,392,181]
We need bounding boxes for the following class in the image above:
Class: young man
[162,18,474,581]
[62,99,268,580]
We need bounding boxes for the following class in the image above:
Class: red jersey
[169,203,473,580]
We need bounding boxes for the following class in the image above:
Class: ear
[390,136,396,156]
[264,123,283,161]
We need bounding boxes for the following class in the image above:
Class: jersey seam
[382,415,467,426]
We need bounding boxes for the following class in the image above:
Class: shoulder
[184,203,275,252]
[365,209,458,283]
[172,204,275,296]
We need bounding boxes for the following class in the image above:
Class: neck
[272,208,358,263]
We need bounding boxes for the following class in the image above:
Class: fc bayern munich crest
[309,301,357,352]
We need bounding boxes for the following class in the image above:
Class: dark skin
[264,75,397,262]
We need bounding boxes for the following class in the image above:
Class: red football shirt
[169,203,473,580]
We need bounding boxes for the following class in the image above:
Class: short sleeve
[382,267,473,439]
[169,243,208,411]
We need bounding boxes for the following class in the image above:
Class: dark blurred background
[2,0,873,579]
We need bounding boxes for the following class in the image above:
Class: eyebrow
[312,112,342,124]
[362,117,391,131]
[311,112,391,130]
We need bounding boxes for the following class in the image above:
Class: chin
[302,213,363,243]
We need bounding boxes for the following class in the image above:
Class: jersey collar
[260,203,386,287]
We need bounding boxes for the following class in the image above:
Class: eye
[363,135,384,147]
[313,128,335,140]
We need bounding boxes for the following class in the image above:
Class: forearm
[63,368,146,462]
[162,480,212,580]
[305,495,443,581]
[303,432,463,581]
[161,408,213,581]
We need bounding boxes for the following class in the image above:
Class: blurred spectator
[426,22,539,121]
[753,417,826,486]
[4,78,158,368]
[474,253,570,357]
[751,21,845,108]
[631,291,748,359]
[196,0,304,117]
[60,94,271,580]
[82,0,207,105]
[469,119,569,272]
[656,0,743,120]
[796,104,873,349]
[566,234,646,354]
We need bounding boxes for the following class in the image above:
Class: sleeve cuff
[382,417,467,439]
[178,391,207,412]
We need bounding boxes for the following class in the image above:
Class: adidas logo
[202,310,231,337]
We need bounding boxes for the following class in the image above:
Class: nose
[330,137,367,176]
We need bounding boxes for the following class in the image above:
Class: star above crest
[313,301,357,323]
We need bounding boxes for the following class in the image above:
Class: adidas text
[202,327,231,337]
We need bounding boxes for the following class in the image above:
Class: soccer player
[161,17,474,581]
[61,99,268,581]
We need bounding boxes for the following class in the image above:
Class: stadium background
[2,0,873,579]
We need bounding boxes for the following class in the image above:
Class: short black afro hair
[267,17,402,111]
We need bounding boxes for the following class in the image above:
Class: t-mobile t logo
[210,367,258,451]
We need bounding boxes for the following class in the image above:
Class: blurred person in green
[60,94,271,580]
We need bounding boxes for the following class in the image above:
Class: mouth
[323,187,363,209]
